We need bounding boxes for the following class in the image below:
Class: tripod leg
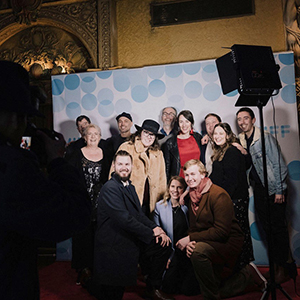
[276,284,293,300]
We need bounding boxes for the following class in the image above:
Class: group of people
[62,103,296,300]
[1,60,296,300]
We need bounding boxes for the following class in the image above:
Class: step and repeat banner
[52,51,300,265]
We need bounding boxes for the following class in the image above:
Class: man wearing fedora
[0,61,91,300]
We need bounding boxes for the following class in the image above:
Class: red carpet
[39,261,300,299]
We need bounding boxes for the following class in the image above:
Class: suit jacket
[188,184,244,269]
[153,199,188,246]
[94,173,156,286]
[162,132,205,182]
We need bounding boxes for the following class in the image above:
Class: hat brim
[135,124,165,139]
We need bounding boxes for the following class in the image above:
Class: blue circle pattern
[203,83,221,101]
[81,77,96,93]
[98,100,114,117]
[147,66,165,79]
[98,88,114,103]
[65,88,81,104]
[280,66,296,85]
[52,96,65,112]
[288,160,300,181]
[80,72,95,80]
[184,81,202,99]
[52,79,64,95]
[225,89,238,97]
[82,94,97,111]
[148,79,166,97]
[281,85,297,104]
[165,64,183,78]
[114,72,130,92]
[66,102,81,119]
[131,85,148,103]
[97,71,112,79]
[183,63,201,75]
[65,74,80,90]
[115,99,132,114]
[202,64,218,82]
[250,222,264,241]
[278,53,294,65]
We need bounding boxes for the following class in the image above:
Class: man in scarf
[176,159,267,300]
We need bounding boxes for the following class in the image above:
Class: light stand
[216,44,292,300]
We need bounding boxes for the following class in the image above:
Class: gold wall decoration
[11,0,43,25]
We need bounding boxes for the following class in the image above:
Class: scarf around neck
[189,177,213,215]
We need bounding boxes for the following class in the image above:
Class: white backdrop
[52,51,300,265]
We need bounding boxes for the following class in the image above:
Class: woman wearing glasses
[110,119,166,218]
[163,110,205,183]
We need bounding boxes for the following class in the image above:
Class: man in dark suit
[93,150,173,300]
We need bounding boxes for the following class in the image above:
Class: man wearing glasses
[159,106,177,146]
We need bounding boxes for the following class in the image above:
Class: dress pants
[190,242,251,300]
[252,180,290,265]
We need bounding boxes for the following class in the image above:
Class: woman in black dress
[209,122,254,270]
[67,123,109,286]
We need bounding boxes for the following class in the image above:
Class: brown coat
[188,184,244,268]
[110,138,167,213]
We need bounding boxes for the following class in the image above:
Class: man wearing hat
[106,112,133,162]
[0,60,91,300]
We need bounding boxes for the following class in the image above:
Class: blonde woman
[68,123,109,286]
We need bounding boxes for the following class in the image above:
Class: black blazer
[162,132,205,182]
[94,174,156,286]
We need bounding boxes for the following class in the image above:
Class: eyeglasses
[142,130,155,138]
[162,112,176,118]
[87,132,101,136]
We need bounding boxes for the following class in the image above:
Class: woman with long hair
[154,176,200,296]
[209,122,254,270]
[163,110,205,183]
[110,119,166,218]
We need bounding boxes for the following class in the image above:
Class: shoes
[249,262,268,291]
[263,262,297,285]
[76,267,92,288]
[143,288,175,300]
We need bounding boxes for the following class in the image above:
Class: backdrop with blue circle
[52,51,300,265]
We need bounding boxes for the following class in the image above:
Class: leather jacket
[162,131,205,182]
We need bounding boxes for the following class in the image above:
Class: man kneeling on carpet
[90,150,174,300]
[176,159,267,299]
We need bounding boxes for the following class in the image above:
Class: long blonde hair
[162,176,187,205]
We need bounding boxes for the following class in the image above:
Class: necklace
[172,205,180,214]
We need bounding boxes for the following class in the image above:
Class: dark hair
[113,150,133,163]
[236,107,255,119]
[204,113,222,122]
[127,131,160,151]
[211,122,239,162]
[178,110,194,125]
[76,115,91,127]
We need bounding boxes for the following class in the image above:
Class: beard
[115,170,131,182]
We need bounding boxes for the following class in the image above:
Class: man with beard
[92,150,173,300]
